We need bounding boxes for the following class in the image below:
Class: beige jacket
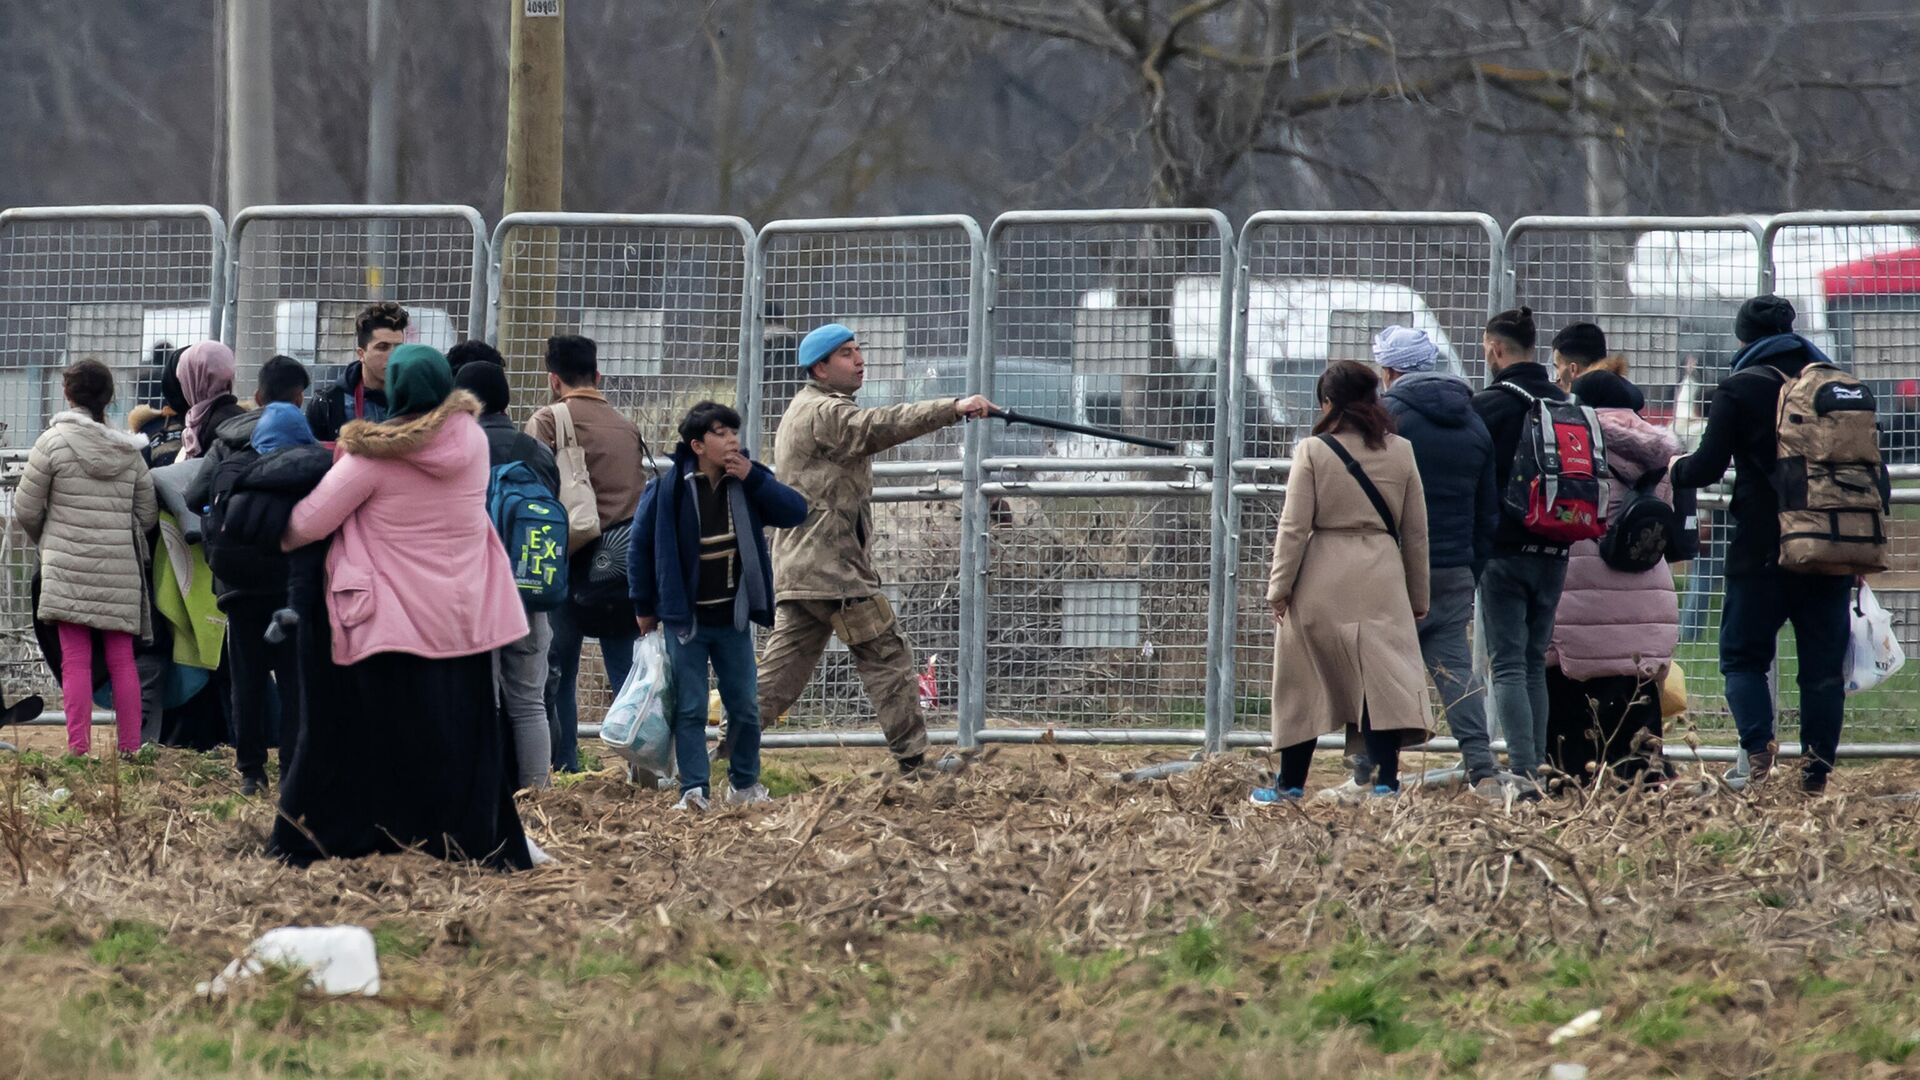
[15,412,159,636]
[526,387,650,530]
[770,382,958,600]
[1267,432,1432,750]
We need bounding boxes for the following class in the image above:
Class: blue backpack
[487,461,568,611]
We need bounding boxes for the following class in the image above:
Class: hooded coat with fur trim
[15,412,159,636]
[283,391,528,665]
[1548,408,1684,681]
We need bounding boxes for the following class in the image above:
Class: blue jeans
[664,622,762,796]
[1478,554,1568,779]
[544,603,637,773]
[1420,566,1497,782]
[1720,570,1850,779]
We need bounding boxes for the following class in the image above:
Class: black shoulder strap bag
[1316,434,1400,546]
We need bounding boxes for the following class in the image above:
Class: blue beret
[797,323,856,370]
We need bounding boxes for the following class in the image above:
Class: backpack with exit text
[486,460,569,611]
[1497,384,1612,543]
[1764,363,1891,575]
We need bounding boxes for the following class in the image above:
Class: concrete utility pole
[500,0,565,389]
[366,0,400,297]
[225,0,278,219]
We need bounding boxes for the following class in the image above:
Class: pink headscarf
[176,340,236,459]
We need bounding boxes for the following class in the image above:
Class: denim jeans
[1478,554,1569,779]
[1420,566,1496,782]
[544,603,637,773]
[499,611,553,790]
[664,622,762,796]
[1720,570,1850,779]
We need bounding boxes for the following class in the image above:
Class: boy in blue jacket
[630,401,808,810]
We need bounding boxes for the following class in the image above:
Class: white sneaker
[725,783,772,806]
[1312,779,1371,804]
[673,790,710,812]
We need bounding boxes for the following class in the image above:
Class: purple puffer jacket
[1547,408,1683,681]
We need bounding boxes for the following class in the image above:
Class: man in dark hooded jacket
[1377,327,1503,796]
[1670,295,1852,793]
[306,302,405,442]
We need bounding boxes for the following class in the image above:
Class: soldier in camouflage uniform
[757,324,994,771]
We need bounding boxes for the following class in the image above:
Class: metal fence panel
[1762,211,1920,742]
[983,210,1233,743]
[1231,213,1503,737]
[1507,216,1766,738]
[487,213,755,446]
[0,204,227,698]
[225,205,487,392]
[750,217,984,737]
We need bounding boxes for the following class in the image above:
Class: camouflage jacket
[770,382,959,600]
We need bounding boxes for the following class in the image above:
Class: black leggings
[1276,706,1402,791]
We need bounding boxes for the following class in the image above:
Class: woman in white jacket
[15,360,158,756]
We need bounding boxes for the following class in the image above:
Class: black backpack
[1596,466,1679,573]
[568,522,634,639]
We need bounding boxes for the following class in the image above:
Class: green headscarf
[385,343,455,418]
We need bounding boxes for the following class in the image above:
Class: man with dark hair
[202,354,317,794]
[1470,306,1572,791]
[630,401,807,810]
[306,301,408,442]
[756,324,993,773]
[456,359,562,789]
[1670,295,1854,793]
[526,333,652,772]
[447,339,506,375]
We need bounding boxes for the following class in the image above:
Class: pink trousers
[57,622,141,755]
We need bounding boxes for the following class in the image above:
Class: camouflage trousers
[755,597,929,761]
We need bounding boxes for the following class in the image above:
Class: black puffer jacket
[204,444,332,602]
[184,408,263,515]
[1471,361,1571,556]
[1670,334,1829,576]
[1385,371,1498,574]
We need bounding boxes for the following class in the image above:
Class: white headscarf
[1372,326,1438,373]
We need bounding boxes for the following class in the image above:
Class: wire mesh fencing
[488,213,755,444]
[1506,217,1767,739]
[748,217,983,737]
[0,205,227,700]
[1229,213,1503,740]
[1758,212,1920,742]
[225,205,487,394]
[980,211,1235,744]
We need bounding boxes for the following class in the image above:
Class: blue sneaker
[1371,784,1399,799]
[1249,785,1305,806]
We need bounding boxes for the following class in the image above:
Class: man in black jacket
[454,359,562,790]
[1670,296,1851,793]
[307,301,406,442]
[1378,326,1503,795]
[1469,306,1571,787]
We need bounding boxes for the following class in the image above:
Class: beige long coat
[1267,432,1433,749]
[15,411,158,636]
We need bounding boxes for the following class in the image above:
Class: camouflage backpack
[1766,363,1891,575]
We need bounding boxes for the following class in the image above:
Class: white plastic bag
[1845,581,1905,695]
[197,926,380,997]
[599,631,673,774]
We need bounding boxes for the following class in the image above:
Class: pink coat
[1548,408,1683,681]
[285,391,528,666]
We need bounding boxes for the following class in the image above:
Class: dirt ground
[5,734,1920,1078]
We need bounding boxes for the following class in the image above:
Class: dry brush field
[5,736,1920,1078]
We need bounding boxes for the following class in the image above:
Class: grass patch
[87,919,170,967]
